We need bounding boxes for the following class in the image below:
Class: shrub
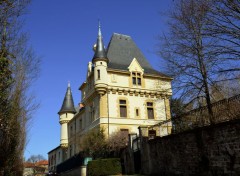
[87,158,121,176]
[81,128,108,158]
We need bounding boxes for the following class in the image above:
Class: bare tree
[210,78,240,102]
[170,97,187,117]
[208,0,240,73]
[81,128,129,158]
[107,130,128,157]
[81,128,108,159]
[26,155,46,176]
[27,154,46,163]
[0,0,39,175]
[157,0,232,122]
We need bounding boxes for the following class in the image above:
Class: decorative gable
[128,58,144,73]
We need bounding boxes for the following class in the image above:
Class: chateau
[48,25,172,172]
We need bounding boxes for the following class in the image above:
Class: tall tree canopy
[208,0,240,73]
[158,0,240,120]
[0,0,39,175]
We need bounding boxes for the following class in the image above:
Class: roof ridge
[112,33,131,38]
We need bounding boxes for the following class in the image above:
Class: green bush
[87,158,122,176]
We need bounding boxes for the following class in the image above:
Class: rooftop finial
[98,19,101,37]
[58,81,76,115]
[92,20,108,61]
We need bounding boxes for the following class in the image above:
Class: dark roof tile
[106,33,170,78]
[58,84,76,114]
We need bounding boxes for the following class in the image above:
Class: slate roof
[106,33,170,78]
[58,84,76,114]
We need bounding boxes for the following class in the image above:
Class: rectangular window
[132,77,136,85]
[137,78,141,85]
[97,69,100,79]
[132,72,141,85]
[148,130,156,139]
[90,105,94,122]
[58,152,60,161]
[120,100,126,104]
[147,102,153,106]
[136,108,139,117]
[147,102,154,119]
[120,106,127,117]
[147,108,154,119]
[119,100,127,118]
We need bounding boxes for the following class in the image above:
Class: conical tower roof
[58,83,76,114]
[92,21,108,62]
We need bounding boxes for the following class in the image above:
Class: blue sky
[23,0,173,160]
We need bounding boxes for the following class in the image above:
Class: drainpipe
[107,90,110,138]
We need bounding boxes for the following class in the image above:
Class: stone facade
[138,119,240,175]
[48,146,65,172]
[48,28,172,173]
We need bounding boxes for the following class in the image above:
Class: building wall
[65,63,172,158]
[48,147,64,172]
[51,55,172,163]
[108,93,167,120]
[58,166,86,176]
[139,120,240,175]
[108,72,129,87]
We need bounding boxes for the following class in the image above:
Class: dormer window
[132,72,141,86]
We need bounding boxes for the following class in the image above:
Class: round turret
[58,83,76,148]
[92,21,108,95]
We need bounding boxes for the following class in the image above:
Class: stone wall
[59,166,86,176]
[140,119,240,175]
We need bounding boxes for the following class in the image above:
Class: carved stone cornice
[59,120,70,124]
[60,143,68,148]
[107,87,172,99]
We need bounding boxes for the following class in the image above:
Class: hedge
[87,158,122,176]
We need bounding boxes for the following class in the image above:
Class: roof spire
[58,82,76,114]
[98,19,101,37]
[92,20,108,62]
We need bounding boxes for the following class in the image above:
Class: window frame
[97,69,100,80]
[132,72,142,86]
[119,99,127,118]
[146,102,154,119]
[135,108,140,118]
